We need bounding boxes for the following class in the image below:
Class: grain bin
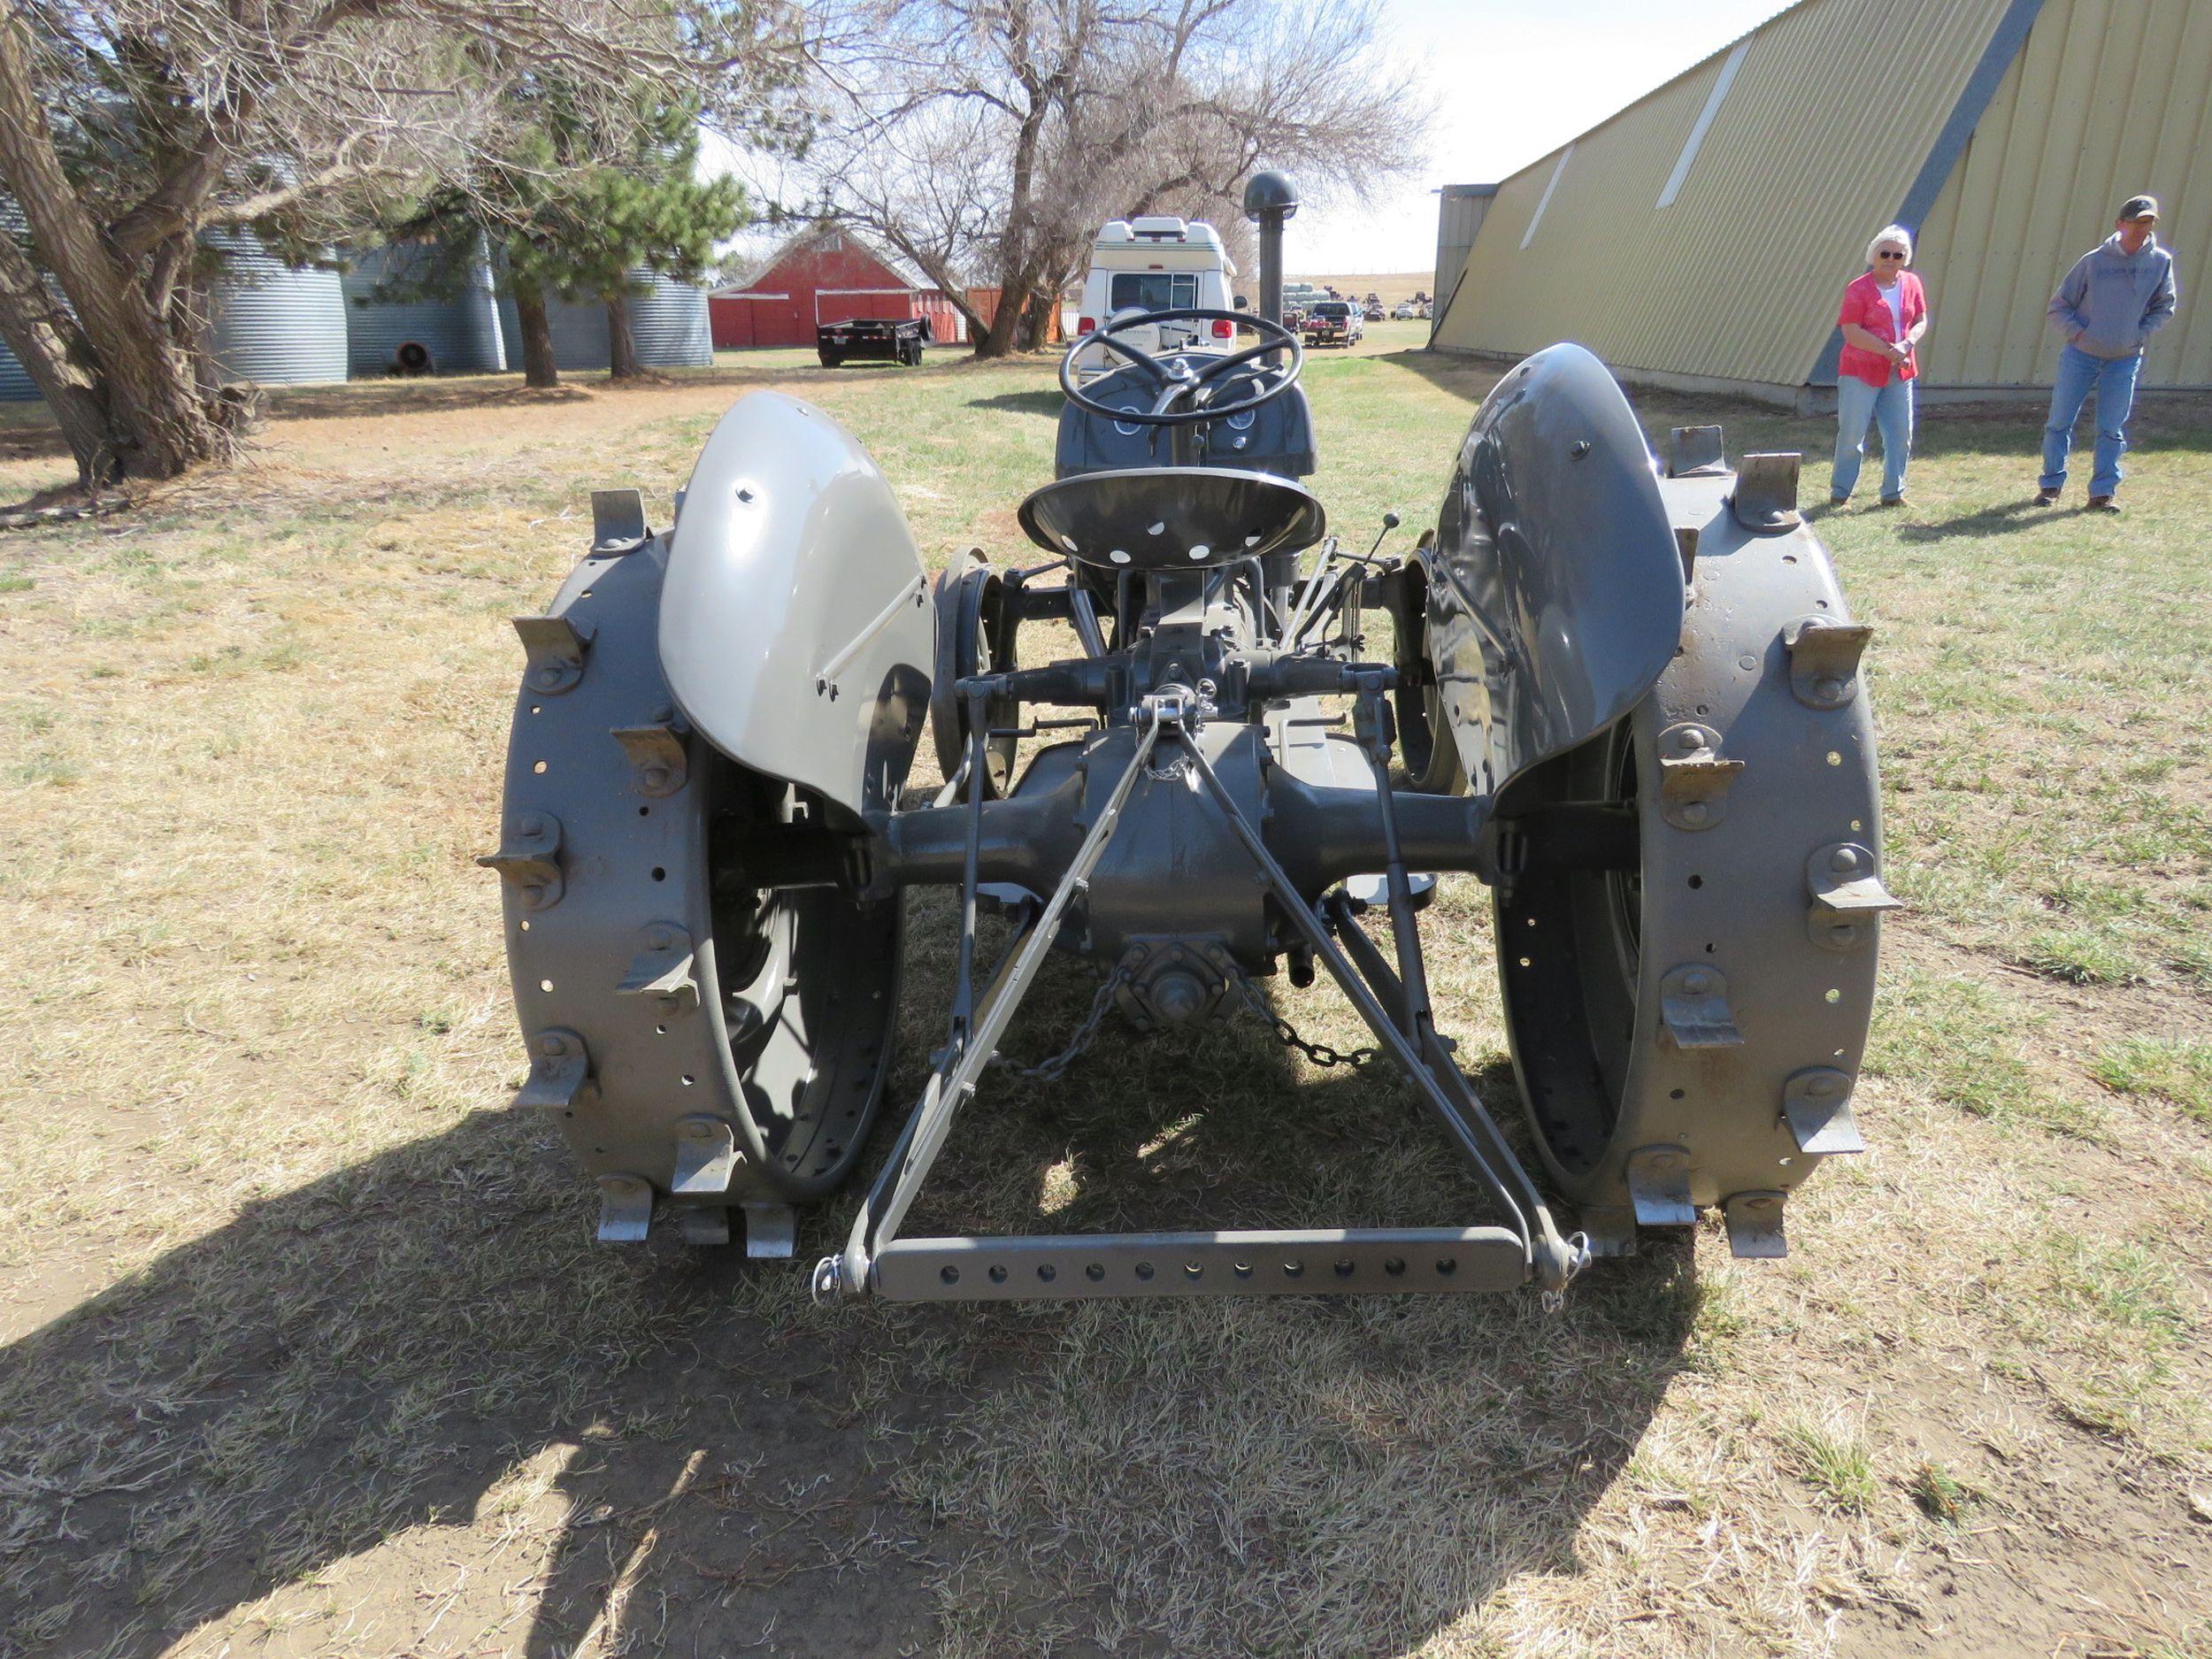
[496,271,712,372]
[205,233,349,387]
[0,339,35,403]
[343,242,506,376]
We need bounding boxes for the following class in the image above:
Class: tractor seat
[1016,466,1326,571]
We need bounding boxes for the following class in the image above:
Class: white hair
[1865,224,1914,265]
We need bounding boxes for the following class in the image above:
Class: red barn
[711,225,967,349]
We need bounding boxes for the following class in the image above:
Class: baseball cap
[2118,194,2160,221]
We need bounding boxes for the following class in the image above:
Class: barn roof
[714,223,949,296]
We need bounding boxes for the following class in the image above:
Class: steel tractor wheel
[481,481,908,1252]
[1474,439,1893,1256]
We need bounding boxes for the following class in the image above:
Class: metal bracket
[1658,964,1745,1048]
[1666,425,1726,477]
[611,722,687,796]
[1806,841,1901,950]
[1723,1190,1787,1258]
[1783,616,1875,710]
[872,1227,1528,1302]
[479,812,564,910]
[512,614,593,695]
[514,1026,593,1112]
[741,1202,798,1260]
[616,922,699,1012]
[679,1207,731,1247]
[589,488,650,554]
[1731,452,1802,532]
[1625,1144,1696,1226]
[1674,525,1700,587]
[669,1113,740,1194]
[1783,1066,1865,1155]
[1657,722,1742,831]
[595,1173,654,1242]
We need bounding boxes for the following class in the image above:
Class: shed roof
[716,223,947,296]
[1431,0,2030,388]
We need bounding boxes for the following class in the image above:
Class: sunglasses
[1876,250,1908,260]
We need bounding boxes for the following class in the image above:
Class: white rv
[1071,217,1239,379]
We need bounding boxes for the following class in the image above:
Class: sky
[712,0,1792,278]
[1296,0,1789,273]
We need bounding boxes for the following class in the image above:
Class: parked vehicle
[1302,298,1363,348]
[1392,301,1417,320]
[818,317,930,368]
[1071,217,1237,379]
[1363,302,1386,321]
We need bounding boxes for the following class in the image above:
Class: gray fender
[1427,343,1684,797]
[660,392,933,820]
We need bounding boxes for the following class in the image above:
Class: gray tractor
[484,172,1891,1305]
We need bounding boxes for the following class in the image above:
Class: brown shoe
[2033,488,2060,505]
[1879,495,1907,507]
[2087,495,2120,512]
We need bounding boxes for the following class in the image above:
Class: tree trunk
[512,285,559,388]
[606,295,640,380]
[0,6,221,482]
[0,233,126,488]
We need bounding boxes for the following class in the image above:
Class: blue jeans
[1832,374,1914,501]
[2039,343,2142,496]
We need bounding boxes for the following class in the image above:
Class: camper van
[1071,217,1238,379]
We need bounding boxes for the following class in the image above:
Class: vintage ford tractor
[483,173,1892,1304]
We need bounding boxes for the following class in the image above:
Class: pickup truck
[1301,300,1363,349]
[818,317,931,368]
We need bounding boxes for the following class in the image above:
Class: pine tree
[504,90,743,382]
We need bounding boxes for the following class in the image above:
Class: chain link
[987,971,1126,1082]
[1225,966,1381,1071]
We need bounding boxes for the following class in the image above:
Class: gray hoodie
[2048,234,2179,358]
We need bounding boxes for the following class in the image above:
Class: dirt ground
[0,343,2208,1659]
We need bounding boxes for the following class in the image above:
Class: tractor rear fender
[1425,343,1686,798]
[660,392,933,823]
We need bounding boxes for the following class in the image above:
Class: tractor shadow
[963,387,1067,419]
[3,945,1697,1658]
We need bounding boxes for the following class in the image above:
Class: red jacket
[1836,270,1927,387]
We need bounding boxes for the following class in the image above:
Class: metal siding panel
[495,273,714,371]
[1435,0,2014,389]
[342,243,505,375]
[1915,0,2210,386]
[205,234,349,387]
[0,339,35,402]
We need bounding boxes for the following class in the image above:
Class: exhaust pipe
[1242,170,1299,327]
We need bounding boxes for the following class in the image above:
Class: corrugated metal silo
[0,339,37,403]
[342,242,507,375]
[497,271,713,371]
[205,233,349,386]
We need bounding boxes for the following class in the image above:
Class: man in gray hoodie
[2036,195,2179,511]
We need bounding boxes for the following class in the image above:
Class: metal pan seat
[1017,466,1325,571]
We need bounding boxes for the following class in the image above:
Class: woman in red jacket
[1832,224,1930,506]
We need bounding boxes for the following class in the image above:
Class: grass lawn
[0,318,2208,1658]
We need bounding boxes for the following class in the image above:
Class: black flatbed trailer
[818,317,931,368]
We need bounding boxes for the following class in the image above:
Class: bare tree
[0,0,801,488]
[800,0,1424,356]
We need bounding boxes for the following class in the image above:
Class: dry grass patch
[1,353,2208,1658]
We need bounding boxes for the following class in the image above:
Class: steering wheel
[1059,307,1303,427]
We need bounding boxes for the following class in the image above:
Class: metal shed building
[711,225,967,348]
[1431,0,2211,405]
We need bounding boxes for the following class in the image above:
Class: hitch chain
[987,970,1127,1083]
[1226,970,1380,1071]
